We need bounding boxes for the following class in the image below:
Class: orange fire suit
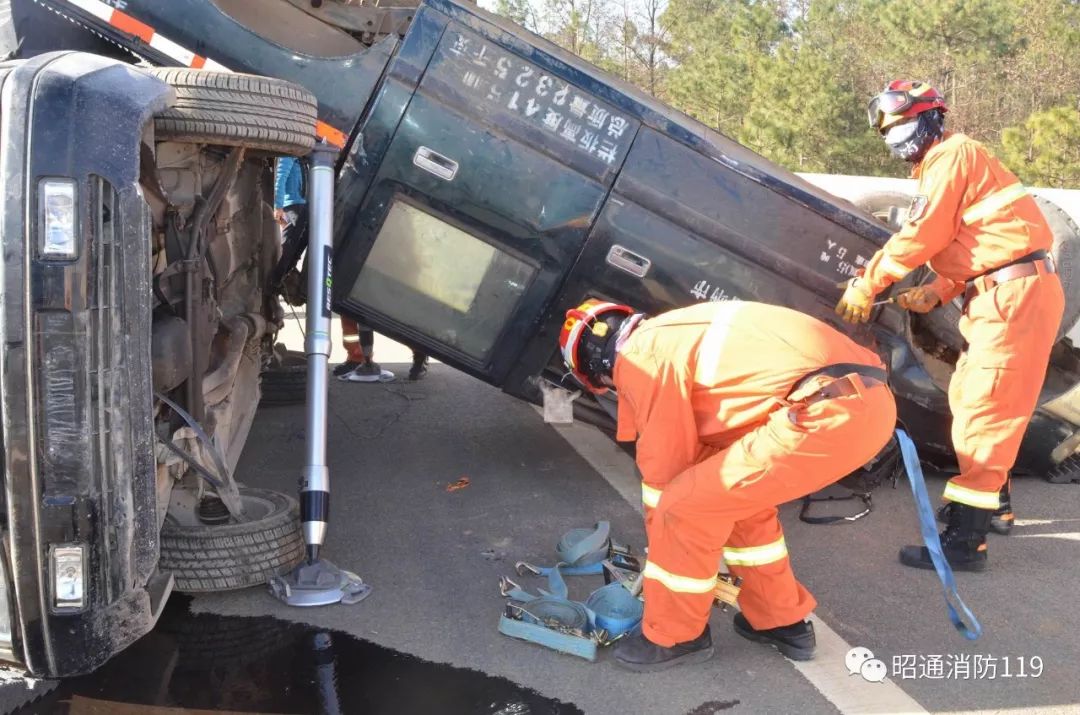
[614,302,896,646]
[860,132,1065,510]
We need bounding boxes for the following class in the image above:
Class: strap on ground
[515,522,612,576]
[498,562,643,660]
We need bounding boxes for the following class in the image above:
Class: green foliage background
[495,0,1080,185]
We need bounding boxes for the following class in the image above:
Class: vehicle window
[349,201,535,362]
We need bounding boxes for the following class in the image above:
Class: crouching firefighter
[837,80,1065,570]
[559,300,897,672]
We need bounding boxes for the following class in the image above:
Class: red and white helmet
[867,80,948,134]
[559,299,634,393]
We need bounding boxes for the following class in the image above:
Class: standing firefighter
[559,300,896,672]
[837,80,1065,569]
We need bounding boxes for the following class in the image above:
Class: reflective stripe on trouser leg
[948,274,1064,502]
[340,318,365,363]
[724,508,815,630]
[942,481,1000,509]
[723,536,787,566]
[642,561,716,594]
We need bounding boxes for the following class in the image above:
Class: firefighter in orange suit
[559,300,896,672]
[837,80,1064,570]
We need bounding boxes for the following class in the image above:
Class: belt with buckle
[964,249,1055,304]
[790,362,888,406]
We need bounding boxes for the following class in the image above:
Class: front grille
[88,177,124,603]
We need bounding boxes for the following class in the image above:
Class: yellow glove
[894,285,942,314]
[835,277,875,324]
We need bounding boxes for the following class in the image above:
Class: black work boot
[733,612,816,661]
[613,626,713,672]
[990,481,1014,536]
[900,502,991,572]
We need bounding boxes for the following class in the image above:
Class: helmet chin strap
[579,313,645,389]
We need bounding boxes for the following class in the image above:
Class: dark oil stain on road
[21,596,582,715]
[686,700,741,714]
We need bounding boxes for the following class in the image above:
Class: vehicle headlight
[50,544,85,611]
[38,179,77,259]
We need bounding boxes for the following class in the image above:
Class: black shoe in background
[901,502,991,572]
[332,360,361,377]
[733,612,816,661]
[990,480,1014,535]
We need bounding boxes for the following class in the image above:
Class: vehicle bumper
[0,52,173,676]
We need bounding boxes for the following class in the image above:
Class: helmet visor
[867,90,916,130]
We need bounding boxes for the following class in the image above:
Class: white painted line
[1015,531,1080,541]
[542,409,927,715]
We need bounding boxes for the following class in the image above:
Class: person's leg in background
[903,273,1064,569]
[409,349,429,381]
[333,317,366,377]
[337,319,395,383]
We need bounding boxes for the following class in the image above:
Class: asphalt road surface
[3,329,1080,714]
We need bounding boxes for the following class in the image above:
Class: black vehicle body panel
[327,0,1077,475]
[0,52,171,676]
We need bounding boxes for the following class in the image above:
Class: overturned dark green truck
[3,0,1079,676]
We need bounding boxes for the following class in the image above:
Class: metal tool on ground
[895,428,981,639]
[269,142,370,607]
[498,564,644,661]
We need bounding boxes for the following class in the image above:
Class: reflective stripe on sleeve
[341,335,361,343]
[641,483,662,508]
[878,254,913,281]
[961,183,1027,226]
[642,561,717,594]
[943,482,1001,510]
[723,536,788,566]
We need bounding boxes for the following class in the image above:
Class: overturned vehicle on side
[3,0,1079,677]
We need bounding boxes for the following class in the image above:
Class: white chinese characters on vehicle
[690,280,740,303]
[444,31,633,166]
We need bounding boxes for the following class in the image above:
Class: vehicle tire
[854,191,1080,351]
[160,487,304,592]
[142,67,317,156]
[1046,454,1080,484]
[850,190,912,231]
[260,348,307,407]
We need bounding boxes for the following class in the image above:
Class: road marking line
[1015,531,1080,541]
[543,411,927,715]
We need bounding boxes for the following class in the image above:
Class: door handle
[606,244,651,278]
[413,146,459,181]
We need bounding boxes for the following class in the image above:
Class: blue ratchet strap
[515,522,611,576]
[498,563,643,661]
[895,429,982,640]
